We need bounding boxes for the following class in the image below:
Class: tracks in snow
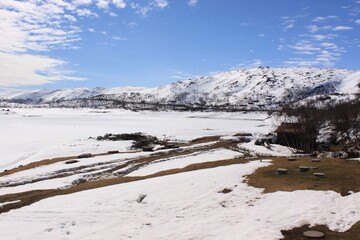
[0,137,250,214]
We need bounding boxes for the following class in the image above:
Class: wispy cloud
[130,0,169,16]
[0,0,136,87]
[76,8,99,17]
[0,52,84,86]
[152,0,169,8]
[281,17,296,31]
[332,25,353,31]
[169,70,198,80]
[112,0,126,9]
[113,36,127,41]
[188,0,199,7]
[233,59,264,69]
[312,16,338,22]
[289,40,321,55]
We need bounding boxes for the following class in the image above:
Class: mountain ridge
[1,67,359,110]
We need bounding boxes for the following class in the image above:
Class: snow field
[0,161,359,239]
[128,148,244,177]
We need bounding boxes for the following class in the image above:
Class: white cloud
[333,26,353,31]
[354,19,360,24]
[0,1,88,86]
[130,1,168,16]
[152,0,169,8]
[76,8,98,17]
[109,11,118,17]
[312,16,338,22]
[0,52,84,87]
[234,59,264,69]
[113,36,127,40]
[188,0,199,7]
[307,25,319,33]
[284,59,320,67]
[281,17,296,31]
[112,0,126,9]
[311,35,328,41]
[96,0,110,9]
[289,41,321,54]
[0,0,137,87]
[72,0,93,5]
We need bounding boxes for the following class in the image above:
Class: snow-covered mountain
[1,67,359,110]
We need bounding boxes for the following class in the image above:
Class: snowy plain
[1,108,360,240]
[0,108,271,170]
[1,161,360,240]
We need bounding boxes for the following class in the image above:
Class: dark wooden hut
[275,122,316,153]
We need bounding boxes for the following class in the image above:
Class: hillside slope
[0,67,358,110]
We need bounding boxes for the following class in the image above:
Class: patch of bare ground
[247,156,360,195]
[188,135,222,145]
[281,222,360,240]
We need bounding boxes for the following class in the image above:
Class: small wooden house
[275,122,316,153]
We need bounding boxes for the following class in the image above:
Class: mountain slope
[0,67,358,110]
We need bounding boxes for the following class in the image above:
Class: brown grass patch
[247,156,360,195]
[189,135,221,144]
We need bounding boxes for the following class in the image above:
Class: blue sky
[0,0,359,89]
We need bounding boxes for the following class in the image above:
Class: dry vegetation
[247,156,360,195]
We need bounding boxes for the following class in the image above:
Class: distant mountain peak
[0,67,358,110]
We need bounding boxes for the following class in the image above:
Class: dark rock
[313,172,325,178]
[77,153,92,159]
[72,178,86,185]
[65,160,79,164]
[303,230,325,238]
[136,194,147,203]
[141,146,154,152]
[107,150,120,154]
[219,188,233,194]
[277,168,288,175]
[299,166,310,172]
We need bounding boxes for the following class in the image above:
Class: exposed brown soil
[281,222,360,240]
[247,156,360,195]
[189,135,222,144]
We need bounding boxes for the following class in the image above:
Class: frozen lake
[0,108,272,170]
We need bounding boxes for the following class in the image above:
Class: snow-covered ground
[1,161,359,240]
[0,108,271,170]
[1,108,359,240]
[238,140,293,157]
[128,148,244,177]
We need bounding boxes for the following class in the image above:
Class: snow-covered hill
[0,67,359,110]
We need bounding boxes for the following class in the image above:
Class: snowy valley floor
[0,109,359,239]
